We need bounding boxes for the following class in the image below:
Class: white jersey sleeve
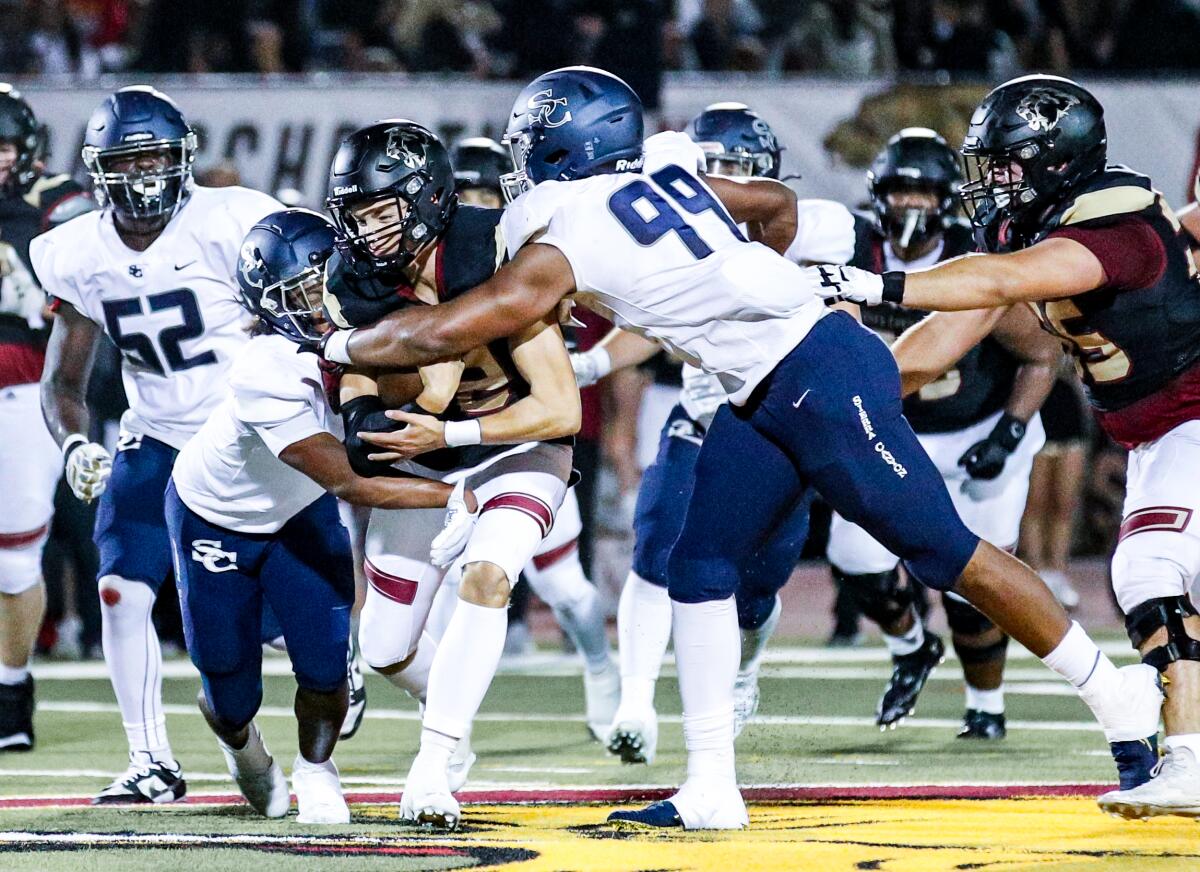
[785,199,856,265]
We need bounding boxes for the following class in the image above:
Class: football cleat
[608,777,747,830]
[1098,744,1200,819]
[1082,663,1163,745]
[400,752,460,831]
[217,724,289,818]
[446,734,477,793]
[0,676,35,752]
[606,706,658,765]
[340,641,367,740]
[584,660,621,742]
[292,755,350,824]
[877,633,945,728]
[92,756,187,805]
[956,709,1006,740]
[733,669,761,739]
[1110,736,1159,790]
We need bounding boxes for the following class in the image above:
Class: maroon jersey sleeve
[1046,217,1167,291]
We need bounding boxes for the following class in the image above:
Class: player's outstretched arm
[571,327,661,388]
[330,243,575,369]
[40,301,101,446]
[891,308,1008,398]
[705,175,798,256]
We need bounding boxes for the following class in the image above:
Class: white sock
[738,595,781,676]
[883,617,924,657]
[673,597,738,783]
[422,598,506,739]
[1164,733,1200,759]
[526,552,612,673]
[221,721,273,771]
[425,568,459,643]
[1040,621,1115,691]
[99,576,174,765]
[0,663,29,685]
[965,684,1005,715]
[617,572,672,711]
[383,631,438,705]
[418,725,458,768]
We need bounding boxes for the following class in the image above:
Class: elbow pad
[341,395,404,478]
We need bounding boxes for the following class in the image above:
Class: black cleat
[92,757,187,805]
[1110,736,1159,790]
[957,709,1006,740]
[876,633,945,729]
[608,800,684,829]
[0,676,34,752]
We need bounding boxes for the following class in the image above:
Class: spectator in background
[132,0,253,72]
[678,0,767,71]
[894,0,1021,78]
[774,0,894,76]
[1109,0,1200,72]
[390,0,501,75]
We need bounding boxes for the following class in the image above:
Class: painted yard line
[33,699,1104,732]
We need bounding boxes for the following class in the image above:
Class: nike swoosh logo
[174,261,197,271]
[793,389,811,409]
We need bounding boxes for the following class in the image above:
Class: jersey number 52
[101,289,217,376]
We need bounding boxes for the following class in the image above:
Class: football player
[571,102,851,763]
[818,74,1200,818]
[450,137,509,208]
[321,120,582,829]
[35,86,283,803]
[318,67,1158,829]
[167,208,473,823]
[0,83,91,752]
[827,128,1059,739]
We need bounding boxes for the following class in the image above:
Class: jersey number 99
[609,165,746,259]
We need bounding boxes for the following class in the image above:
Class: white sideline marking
[30,700,1102,733]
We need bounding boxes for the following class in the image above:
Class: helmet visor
[261,267,327,340]
[500,128,535,203]
[329,181,431,271]
[83,134,195,220]
[960,152,1032,226]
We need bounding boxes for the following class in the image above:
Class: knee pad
[1125,595,1200,673]
[953,633,1008,665]
[942,591,996,637]
[831,567,912,627]
[0,529,47,594]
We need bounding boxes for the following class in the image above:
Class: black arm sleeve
[341,394,407,478]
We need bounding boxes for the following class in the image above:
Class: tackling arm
[705,175,798,256]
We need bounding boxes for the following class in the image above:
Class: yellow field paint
[358,798,1200,871]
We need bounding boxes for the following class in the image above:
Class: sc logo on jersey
[191,539,239,573]
[526,90,573,128]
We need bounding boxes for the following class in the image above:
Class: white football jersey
[172,333,339,534]
[31,185,282,449]
[502,132,831,405]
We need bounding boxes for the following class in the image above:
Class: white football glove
[570,346,612,389]
[429,479,480,567]
[63,436,113,503]
[680,366,726,430]
[805,263,885,306]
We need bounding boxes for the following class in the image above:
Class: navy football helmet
[867,128,962,251]
[0,84,42,194]
[501,66,644,202]
[684,103,783,180]
[236,209,337,343]
[326,120,457,275]
[450,137,510,204]
[82,86,196,223]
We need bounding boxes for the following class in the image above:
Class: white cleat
[606,704,658,765]
[584,660,622,742]
[446,734,477,793]
[733,669,761,739]
[400,752,461,831]
[1098,745,1200,819]
[217,726,289,818]
[340,642,367,740]
[1082,664,1164,743]
[292,755,350,824]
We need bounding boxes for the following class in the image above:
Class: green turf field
[4,636,1192,872]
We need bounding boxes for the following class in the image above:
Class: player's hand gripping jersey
[31,185,281,448]
[502,132,831,406]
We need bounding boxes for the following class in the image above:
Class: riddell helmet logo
[385,129,428,169]
[1015,89,1081,133]
[527,90,573,128]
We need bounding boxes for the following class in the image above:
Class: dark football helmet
[867,128,962,251]
[236,209,337,343]
[960,74,1106,251]
[82,86,196,222]
[684,102,782,180]
[450,137,510,204]
[501,66,644,202]
[0,84,41,195]
[326,120,457,275]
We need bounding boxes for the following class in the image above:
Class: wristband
[587,346,613,381]
[991,412,1027,451]
[61,433,87,460]
[881,271,906,304]
[444,419,483,447]
[322,328,355,365]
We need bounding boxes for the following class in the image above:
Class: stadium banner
[20,78,1200,210]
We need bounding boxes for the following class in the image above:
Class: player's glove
[430,479,480,567]
[570,346,612,389]
[62,435,112,503]
[958,413,1026,481]
[807,265,905,307]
